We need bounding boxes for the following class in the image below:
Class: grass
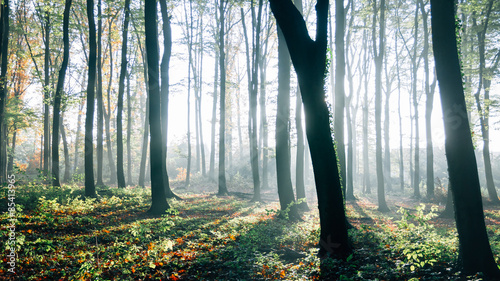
[1,181,499,280]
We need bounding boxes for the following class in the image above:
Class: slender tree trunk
[138,94,149,188]
[373,0,389,211]
[334,0,346,197]
[43,10,51,181]
[0,1,9,182]
[85,0,97,197]
[275,26,299,219]
[104,25,116,184]
[412,2,420,198]
[362,22,370,194]
[96,0,104,186]
[395,18,404,191]
[73,98,84,174]
[430,1,500,276]
[126,69,132,185]
[116,0,130,188]
[145,0,169,214]
[60,116,70,182]
[209,48,218,180]
[217,0,228,195]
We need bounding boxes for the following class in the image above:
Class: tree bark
[0,1,9,182]
[412,2,420,198]
[96,0,104,186]
[430,0,500,277]
[145,0,169,214]
[85,0,97,197]
[269,0,351,258]
[218,0,228,195]
[372,0,389,211]
[52,0,72,187]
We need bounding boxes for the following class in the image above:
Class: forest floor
[1,177,500,280]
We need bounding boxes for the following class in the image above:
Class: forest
[1,0,500,279]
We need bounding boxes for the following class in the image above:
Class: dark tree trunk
[85,0,97,197]
[218,0,228,195]
[430,0,500,277]
[7,127,15,174]
[145,0,169,214]
[270,0,351,259]
[96,0,104,187]
[373,0,389,211]
[116,0,131,188]
[275,27,299,219]
[0,1,9,182]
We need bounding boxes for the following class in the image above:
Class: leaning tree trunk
[430,0,500,277]
[84,0,97,197]
[270,0,351,259]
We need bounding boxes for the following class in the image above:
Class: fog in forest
[2,0,500,279]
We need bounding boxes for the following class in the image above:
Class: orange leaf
[170,274,179,281]
[103,230,110,233]
[27,229,32,234]
[280,270,286,278]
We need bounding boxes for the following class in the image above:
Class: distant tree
[145,0,169,214]
[51,0,72,187]
[84,0,97,197]
[275,26,300,220]
[430,0,500,277]
[269,0,351,258]
[116,0,131,188]
[218,0,228,196]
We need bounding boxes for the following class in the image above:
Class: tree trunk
[362,21,370,195]
[275,26,299,219]
[85,0,97,197]
[373,0,389,211]
[104,24,117,185]
[430,0,500,277]
[138,93,149,188]
[96,0,104,187]
[116,0,130,188]
[218,0,228,195]
[60,116,71,182]
[43,9,50,181]
[0,1,9,182]
[126,67,132,185]
[412,2,420,198]
[270,0,351,258]
[334,0,346,197]
[145,0,169,214]
[73,98,84,174]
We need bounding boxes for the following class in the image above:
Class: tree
[0,0,9,183]
[275,26,299,220]
[51,0,72,187]
[218,0,228,196]
[116,0,131,188]
[372,0,389,211]
[430,0,500,277]
[334,0,346,197]
[471,0,499,204]
[145,0,169,214]
[84,0,97,197]
[269,0,351,258]
[96,0,104,187]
